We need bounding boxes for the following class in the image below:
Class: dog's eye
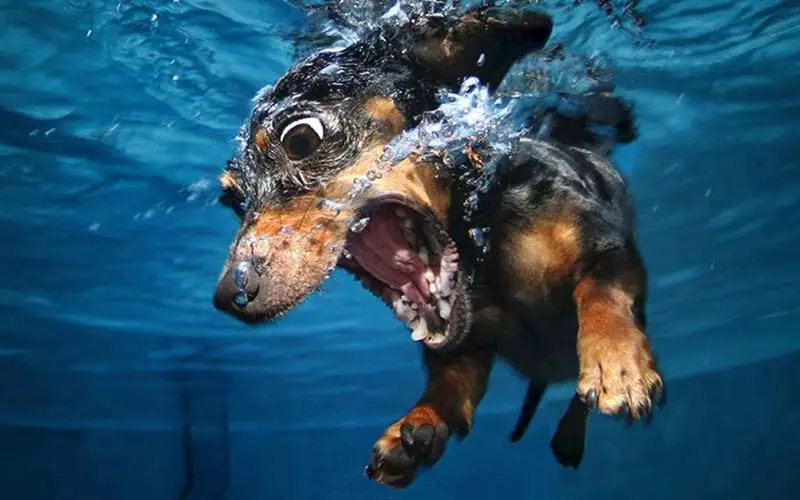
[279,117,324,160]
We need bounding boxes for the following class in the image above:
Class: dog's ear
[410,8,553,90]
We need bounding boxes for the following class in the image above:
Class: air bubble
[468,227,491,255]
[234,261,252,290]
[317,198,343,215]
[348,217,370,233]
[233,292,249,307]
[348,176,372,200]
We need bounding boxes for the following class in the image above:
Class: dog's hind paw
[364,408,449,489]
[551,433,584,469]
[550,394,588,468]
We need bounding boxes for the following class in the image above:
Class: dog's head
[213,7,553,351]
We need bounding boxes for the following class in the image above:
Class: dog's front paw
[364,407,449,489]
[576,327,665,421]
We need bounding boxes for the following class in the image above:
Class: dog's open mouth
[337,196,464,350]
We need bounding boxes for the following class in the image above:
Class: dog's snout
[213,260,261,317]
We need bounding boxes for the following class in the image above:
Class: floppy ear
[410,8,554,90]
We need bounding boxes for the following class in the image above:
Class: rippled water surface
[1,1,799,499]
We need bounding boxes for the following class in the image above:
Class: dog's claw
[654,383,667,408]
[582,389,598,409]
[576,329,664,422]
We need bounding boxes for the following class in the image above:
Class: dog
[212,6,664,489]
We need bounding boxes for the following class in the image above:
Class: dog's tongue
[346,210,430,305]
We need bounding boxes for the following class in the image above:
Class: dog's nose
[213,260,261,314]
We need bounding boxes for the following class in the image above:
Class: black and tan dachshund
[212,6,664,489]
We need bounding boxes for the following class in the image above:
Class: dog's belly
[495,312,579,386]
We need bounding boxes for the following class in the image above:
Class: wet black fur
[222,7,561,212]
[218,5,647,473]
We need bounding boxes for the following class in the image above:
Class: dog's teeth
[438,299,451,320]
[401,294,410,303]
[410,303,418,310]
[402,218,413,230]
[424,268,435,283]
[394,207,407,218]
[393,298,416,323]
[440,270,454,297]
[411,317,427,342]
[403,229,417,247]
[429,282,438,295]
[419,247,429,265]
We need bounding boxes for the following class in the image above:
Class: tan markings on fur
[363,97,406,136]
[371,350,492,487]
[254,128,269,152]
[502,216,582,302]
[230,194,352,315]
[219,170,238,190]
[465,144,484,170]
[423,357,487,429]
[230,140,451,316]
[375,406,445,456]
[573,276,663,418]
[248,194,351,259]
[324,143,451,225]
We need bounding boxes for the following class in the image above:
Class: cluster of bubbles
[346,42,615,253]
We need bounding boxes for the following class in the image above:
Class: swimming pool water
[1,1,799,498]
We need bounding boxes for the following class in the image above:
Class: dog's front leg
[574,246,665,421]
[365,347,494,488]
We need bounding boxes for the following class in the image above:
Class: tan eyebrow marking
[220,170,238,190]
[363,97,406,137]
[254,128,270,153]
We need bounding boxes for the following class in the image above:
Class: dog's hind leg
[550,393,590,468]
[509,382,547,442]
[573,242,665,421]
[365,347,494,489]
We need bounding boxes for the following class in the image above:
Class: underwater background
[1,0,799,498]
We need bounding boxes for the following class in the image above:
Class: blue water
[1,0,799,498]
